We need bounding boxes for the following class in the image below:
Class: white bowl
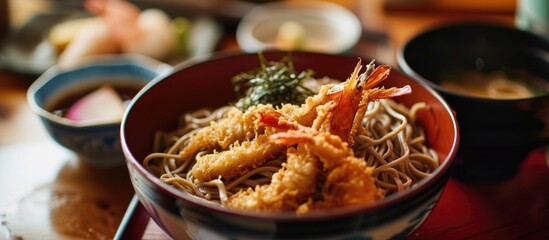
[236,0,362,54]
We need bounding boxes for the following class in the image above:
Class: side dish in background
[398,22,549,182]
[121,51,459,239]
[28,54,171,167]
[439,70,549,99]
[0,0,221,74]
[236,0,362,53]
[54,0,186,64]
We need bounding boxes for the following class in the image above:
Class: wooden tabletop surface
[3,0,548,239]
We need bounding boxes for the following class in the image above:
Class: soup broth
[439,70,549,99]
[49,83,143,119]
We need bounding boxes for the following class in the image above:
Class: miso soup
[439,70,549,99]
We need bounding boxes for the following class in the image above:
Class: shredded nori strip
[232,53,316,110]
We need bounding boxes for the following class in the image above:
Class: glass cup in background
[516,0,549,39]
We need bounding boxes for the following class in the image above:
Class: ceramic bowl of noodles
[397,21,549,183]
[28,54,172,167]
[121,51,459,239]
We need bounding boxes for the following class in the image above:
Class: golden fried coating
[177,105,276,161]
[226,146,320,211]
[270,130,384,213]
[190,134,283,182]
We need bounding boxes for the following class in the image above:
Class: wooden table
[2,1,548,239]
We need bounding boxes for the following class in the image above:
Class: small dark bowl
[398,22,549,182]
[121,51,459,239]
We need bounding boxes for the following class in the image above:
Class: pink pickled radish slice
[65,85,125,122]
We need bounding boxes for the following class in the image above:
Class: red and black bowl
[121,51,459,239]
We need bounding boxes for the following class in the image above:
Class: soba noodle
[144,98,438,205]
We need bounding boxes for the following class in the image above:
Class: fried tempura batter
[191,134,283,182]
[270,130,384,213]
[226,146,320,211]
[177,105,271,161]
[184,104,294,182]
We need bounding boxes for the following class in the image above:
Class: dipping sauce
[439,70,549,99]
[49,83,143,122]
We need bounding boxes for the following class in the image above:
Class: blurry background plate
[0,11,222,76]
[236,0,362,53]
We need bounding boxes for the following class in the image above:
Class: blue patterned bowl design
[28,54,172,167]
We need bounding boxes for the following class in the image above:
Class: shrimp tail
[362,85,412,105]
[327,60,367,143]
[327,59,363,97]
[363,64,391,89]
